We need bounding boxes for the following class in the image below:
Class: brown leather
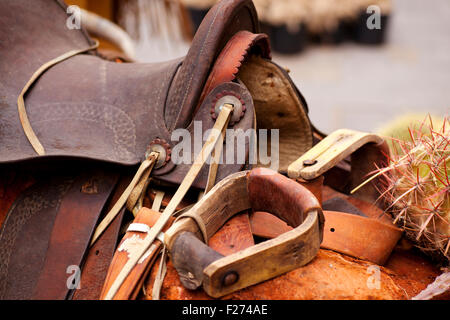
[250,211,292,240]
[32,170,119,300]
[321,210,403,265]
[249,208,402,265]
[71,174,132,300]
[0,168,35,227]
[196,31,271,111]
[0,175,74,300]
[0,167,118,300]
[0,0,264,189]
[208,212,255,256]
[100,208,174,300]
[296,176,324,206]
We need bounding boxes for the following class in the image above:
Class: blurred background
[67,0,449,135]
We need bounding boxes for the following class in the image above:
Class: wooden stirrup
[164,168,324,298]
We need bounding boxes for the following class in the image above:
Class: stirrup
[164,167,324,298]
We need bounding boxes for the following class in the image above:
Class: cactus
[359,116,449,265]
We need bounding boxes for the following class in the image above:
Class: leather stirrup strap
[103,104,234,299]
[202,101,233,195]
[17,40,99,155]
[249,208,402,265]
[321,210,402,265]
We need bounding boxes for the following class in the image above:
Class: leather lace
[103,104,234,300]
[17,40,99,155]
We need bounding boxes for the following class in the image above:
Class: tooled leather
[0,176,74,299]
[0,0,180,165]
[32,170,119,300]
[0,0,259,190]
[25,102,138,162]
[196,31,271,112]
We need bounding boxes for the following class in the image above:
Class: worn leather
[100,208,175,300]
[321,210,403,265]
[0,175,74,300]
[0,167,118,300]
[32,170,119,300]
[196,31,271,111]
[71,174,131,300]
[0,0,319,300]
[0,0,264,189]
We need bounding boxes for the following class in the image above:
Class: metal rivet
[303,159,317,167]
[222,271,238,287]
[146,144,167,169]
[213,95,244,125]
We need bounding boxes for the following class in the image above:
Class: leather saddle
[0,0,313,187]
[0,0,315,300]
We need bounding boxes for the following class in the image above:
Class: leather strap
[203,100,233,195]
[100,208,174,300]
[102,104,234,299]
[126,157,156,214]
[321,210,402,265]
[90,152,158,246]
[17,41,99,155]
[32,170,119,299]
[287,129,384,180]
[151,191,165,212]
[71,173,132,300]
[249,209,402,265]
